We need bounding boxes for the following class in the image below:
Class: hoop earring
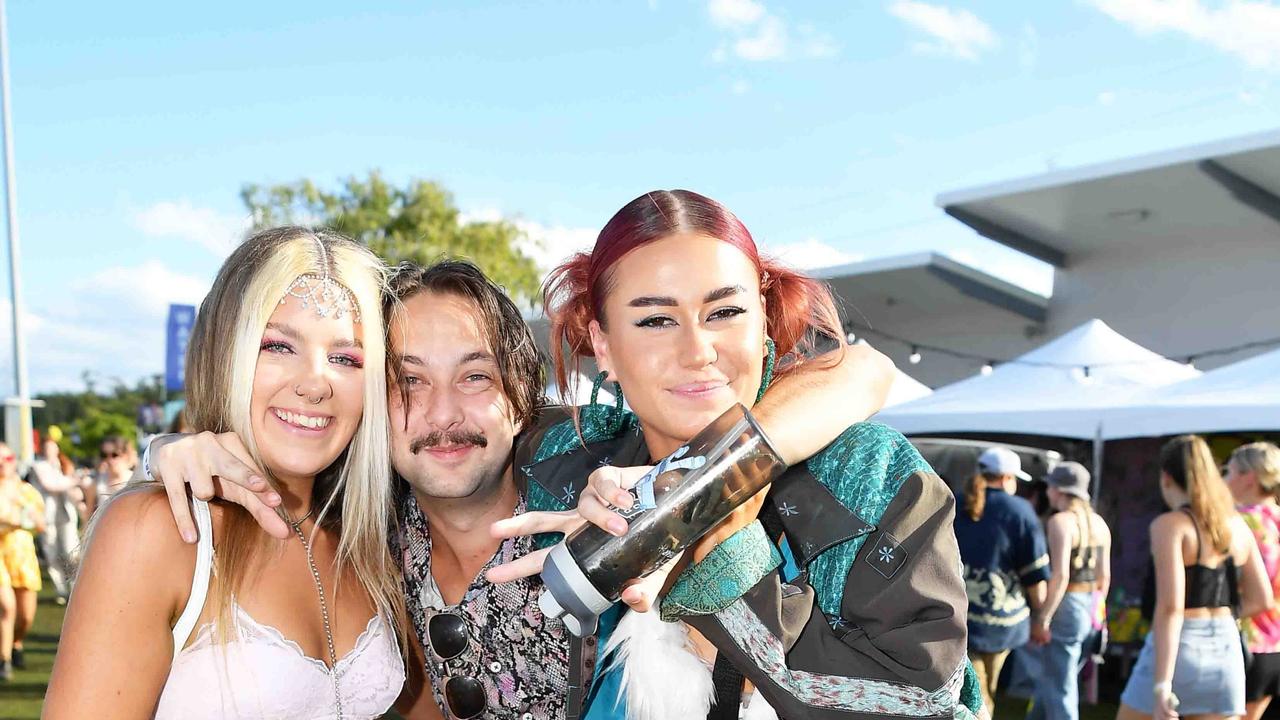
[754,338,776,405]
[588,370,625,436]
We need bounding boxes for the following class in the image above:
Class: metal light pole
[0,0,33,464]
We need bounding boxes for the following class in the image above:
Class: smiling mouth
[272,408,333,430]
[669,381,729,395]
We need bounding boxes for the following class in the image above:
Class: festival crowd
[0,189,1271,720]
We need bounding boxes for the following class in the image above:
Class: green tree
[241,171,543,304]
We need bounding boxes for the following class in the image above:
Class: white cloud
[134,200,248,257]
[798,23,840,59]
[731,79,751,95]
[706,0,836,62]
[765,239,862,270]
[516,220,598,273]
[887,0,1000,61]
[0,261,214,393]
[709,0,766,28]
[1098,90,1118,105]
[1087,0,1280,71]
[734,15,788,61]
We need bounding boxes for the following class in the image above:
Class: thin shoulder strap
[171,498,215,660]
[1179,507,1203,564]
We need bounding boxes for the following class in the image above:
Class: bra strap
[171,498,215,659]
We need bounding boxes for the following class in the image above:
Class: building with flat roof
[532,130,1280,393]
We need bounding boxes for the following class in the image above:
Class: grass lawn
[0,575,65,719]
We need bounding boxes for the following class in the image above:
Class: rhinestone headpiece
[280,237,361,321]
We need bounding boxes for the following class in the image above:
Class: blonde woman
[46,228,408,719]
[1118,435,1273,720]
[1226,442,1280,720]
[1030,462,1112,720]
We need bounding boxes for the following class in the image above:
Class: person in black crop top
[1029,462,1111,720]
[1118,436,1273,720]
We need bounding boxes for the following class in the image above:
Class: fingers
[214,433,270,492]
[162,473,198,544]
[485,547,551,584]
[576,490,629,537]
[490,511,582,540]
[619,582,655,613]
[591,461,650,502]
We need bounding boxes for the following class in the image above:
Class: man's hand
[148,432,287,542]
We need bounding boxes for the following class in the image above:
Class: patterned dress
[0,481,44,591]
[1239,502,1280,654]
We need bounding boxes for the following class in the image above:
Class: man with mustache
[146,259,895,719]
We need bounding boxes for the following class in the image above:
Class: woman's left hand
[1154,685,1180,720]
[487,464,683,612]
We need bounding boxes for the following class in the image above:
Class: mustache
[410,430,488,455]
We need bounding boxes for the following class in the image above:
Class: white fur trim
[604,611,714,720]
[604,611,779,720]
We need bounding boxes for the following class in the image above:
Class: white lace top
[154,500,405,719]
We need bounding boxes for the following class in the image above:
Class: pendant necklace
[290,508,343,720]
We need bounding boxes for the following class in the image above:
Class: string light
[981,362,994,376]
[846,332,857,345]
[908,346,922,365]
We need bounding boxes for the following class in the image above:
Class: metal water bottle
[538,403,786,636]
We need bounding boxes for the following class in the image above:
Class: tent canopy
[875,319,1199,439]
[545,372,614,407]
[886,369,932,408]
[1100,345,1280,439]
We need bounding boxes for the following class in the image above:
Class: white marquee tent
[886,369,932,408]
[1101,345,1280,439]
[545,372,615,407]
[875,319,1200,440]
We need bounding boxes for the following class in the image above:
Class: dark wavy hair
[385,260,546,429]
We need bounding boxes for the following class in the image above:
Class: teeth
[273,409,331,430]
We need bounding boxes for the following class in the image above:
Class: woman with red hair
[500,190,981,720]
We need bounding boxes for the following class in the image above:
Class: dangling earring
[754,338,776,405]
[589,370,624,411]
[587,370,626,437]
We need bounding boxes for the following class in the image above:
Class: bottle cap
[538,542,613,637]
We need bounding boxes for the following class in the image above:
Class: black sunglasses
[428,612,487,720]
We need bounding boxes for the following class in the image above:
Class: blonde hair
[103,227,402,642]
[1161,434,1236,554]
[1231,442,1280,500]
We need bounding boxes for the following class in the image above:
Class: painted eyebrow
[704,285,746,303]
[264,322,362,349]
[624,285,746,308]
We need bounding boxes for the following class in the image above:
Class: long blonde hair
[109,227,402,640]
[1231,442,1280,500]
[1161,434,1236,554]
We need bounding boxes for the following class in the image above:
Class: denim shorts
[1120,616,1245,716]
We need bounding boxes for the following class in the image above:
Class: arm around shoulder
[44,490,195,719]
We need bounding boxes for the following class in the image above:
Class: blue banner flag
[165,304,197,392]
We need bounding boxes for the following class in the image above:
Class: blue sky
[3,0,1279,392]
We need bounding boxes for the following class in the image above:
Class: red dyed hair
[543,189,845,403]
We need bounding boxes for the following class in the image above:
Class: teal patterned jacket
[520,404,982,720]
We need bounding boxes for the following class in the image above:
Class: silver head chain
[280,236,361,322]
